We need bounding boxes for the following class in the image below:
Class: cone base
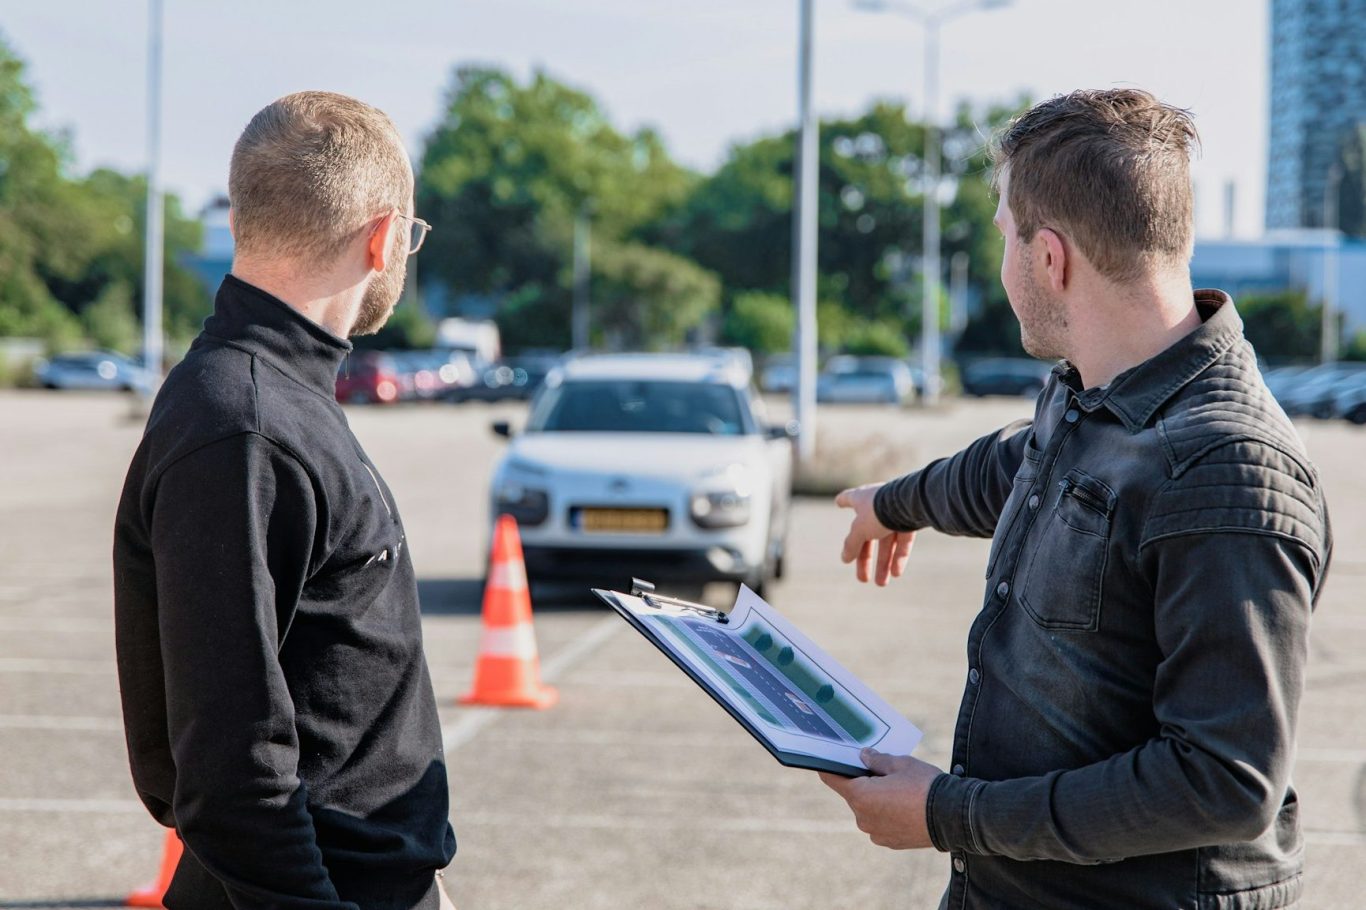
[459,686,558,710]
[127,891,167,909]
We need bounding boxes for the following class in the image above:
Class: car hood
[506,432,768,480]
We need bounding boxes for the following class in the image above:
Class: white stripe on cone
[478,623,540,660]
[488,559,528,592]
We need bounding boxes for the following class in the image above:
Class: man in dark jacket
[114,91,455,910]
[822,90,1330,909]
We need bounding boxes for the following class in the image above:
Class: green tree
[417,66,699,350]
[0,33,86,348]
[589,242,720,350]
[80,280,141,353]
[0,34,209,354]
[722,291,794,355]
[1239,290,1322,362]
[648,97,1028,356]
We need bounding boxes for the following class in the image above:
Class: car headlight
[690,464,753,529]
[690,489,752,528]
[494,482,550,526]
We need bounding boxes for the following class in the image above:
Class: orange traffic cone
[460,516,558,709]
[127,828,182,907]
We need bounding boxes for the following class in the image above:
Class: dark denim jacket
[875,291,1331,910]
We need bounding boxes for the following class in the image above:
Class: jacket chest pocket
[1019,468,1115,631]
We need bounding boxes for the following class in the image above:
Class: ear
[227,208,236,239]
[368,212,398,273]
[1036,227,1068,293]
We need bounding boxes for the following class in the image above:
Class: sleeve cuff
[873,473,926,533]
[926,773,987,854]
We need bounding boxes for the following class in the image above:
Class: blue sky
[3,0,1267,237]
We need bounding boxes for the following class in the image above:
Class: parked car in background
[816,356,915,405]
[453,355,557,403]
[960,357,1054,398]
[759,354,796,394]
[335,352,401,405]
[33,351,153,392]
[488,353,795,592]
[1260,365,1312,403]
[1276,362,1366,417]
[390,349,478,401]
[1327,371,1366,424]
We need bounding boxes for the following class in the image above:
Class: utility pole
[852,0,1012,405]
[792,0,819,462]
[1322,164,1342,364]
[142,0,165,390]
[920,15,942,404]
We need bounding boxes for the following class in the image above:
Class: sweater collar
[203,274,352,395]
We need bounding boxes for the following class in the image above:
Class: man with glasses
[114,92,456,909]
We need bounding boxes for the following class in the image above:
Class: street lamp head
[978,0,1012,8]
[852,0,891,10]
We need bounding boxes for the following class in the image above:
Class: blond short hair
[229,91,413,263]
[992,89,1199,282]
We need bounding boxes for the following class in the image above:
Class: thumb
[860,747,900,776]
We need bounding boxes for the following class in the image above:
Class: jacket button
[969,668,980,686]
[1027,494,1040,510]
[952,764,965,776]
[1064,408,1080,423]
[953,857,966,874]
[996,581,1009,599]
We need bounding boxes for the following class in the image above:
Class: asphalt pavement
[0,390,1362,908]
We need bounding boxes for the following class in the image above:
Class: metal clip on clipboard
[630,578,730,624]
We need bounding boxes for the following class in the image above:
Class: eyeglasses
[391,211,433,256]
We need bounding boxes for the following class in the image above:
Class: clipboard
[592,579,922,777]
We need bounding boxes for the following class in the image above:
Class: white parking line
[458,811,851,835]
[1297,747,1366,764]
[440,615,622,755]
[0,797,142,814]
[0,714,123,732]
[0,616,108,632]
[0,657,115,674]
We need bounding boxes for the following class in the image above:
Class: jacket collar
[202,274,352,396]
[1059,289,1244,432]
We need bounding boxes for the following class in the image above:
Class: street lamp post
[143,0,165,391]
[1322,163,1343,364]
[793,0,819,463]
[853,0,1010,405]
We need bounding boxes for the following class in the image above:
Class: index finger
[834,488,854,510]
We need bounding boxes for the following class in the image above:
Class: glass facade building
[1266,0,1366,229]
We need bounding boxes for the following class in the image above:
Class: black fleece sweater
[113,275,455,910]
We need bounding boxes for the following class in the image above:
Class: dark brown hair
[993,89,1199,282]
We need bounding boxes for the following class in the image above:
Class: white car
[816,356,915,405]
[489,353,796,593]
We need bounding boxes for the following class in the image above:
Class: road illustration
[681,618,850,742]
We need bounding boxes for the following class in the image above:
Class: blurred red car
[335,352,401,405]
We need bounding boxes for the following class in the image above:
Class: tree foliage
[0,34,209,354]
[417,66,704,350]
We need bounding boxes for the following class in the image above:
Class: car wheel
[1347,405,1366,426]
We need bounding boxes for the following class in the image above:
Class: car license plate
[578,508,669,534]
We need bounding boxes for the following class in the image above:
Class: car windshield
[528,380,750,435]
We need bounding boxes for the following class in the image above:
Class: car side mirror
[766,421,800,440]
[491,420,513,439]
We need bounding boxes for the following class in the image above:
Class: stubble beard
[1014,256,1068,362]
[349,228,409,337]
